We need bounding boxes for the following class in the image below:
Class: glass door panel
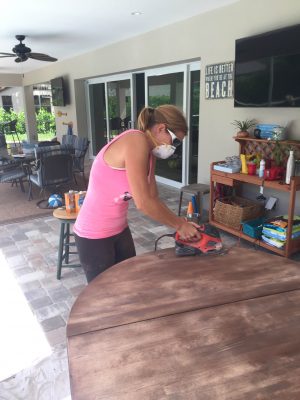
[88,83,107,156]
[147,72,184,183]
[107,79,131,138]
[87,74,133,156]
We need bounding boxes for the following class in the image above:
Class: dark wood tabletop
[67,246,300,400]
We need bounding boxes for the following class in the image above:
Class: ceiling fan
[0,35,57,63]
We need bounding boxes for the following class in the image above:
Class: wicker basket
[214,196,264,230]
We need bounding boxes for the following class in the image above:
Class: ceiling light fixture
[131,11,143,16]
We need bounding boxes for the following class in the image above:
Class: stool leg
[178,192,183,216]
[65,223,70,264]
[57,222,65,280]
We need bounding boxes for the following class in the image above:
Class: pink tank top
[73,130,152,239]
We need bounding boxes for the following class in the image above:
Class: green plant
[273,141,283,166]
[0,107,56,138]
[231,118,257,132]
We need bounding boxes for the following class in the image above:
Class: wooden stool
[53,208,80,280]
[178,183,210,218]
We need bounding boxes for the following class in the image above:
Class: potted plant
[231,119,257,138]
[270,140,285,180]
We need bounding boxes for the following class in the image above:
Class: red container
[247,162,256,175]
[264,166,285,181]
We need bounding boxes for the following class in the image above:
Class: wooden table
[67,246,300,399]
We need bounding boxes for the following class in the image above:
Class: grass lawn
[5,133,56,143]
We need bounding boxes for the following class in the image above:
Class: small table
[53,208,80,279]
[67,246,300,399]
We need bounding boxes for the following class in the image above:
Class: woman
[73,105,200,283]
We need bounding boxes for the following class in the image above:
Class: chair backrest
[73,137,90,172]
[38,150,73,188]
[61,134,77,148]
[37,140,61,147]
[0,133,7,148]
[0,133,9,160]
[9,120,17,132]
[34,144,70,158]
[74,136,89,153]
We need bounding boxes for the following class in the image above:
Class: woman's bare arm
[124,135,200,239]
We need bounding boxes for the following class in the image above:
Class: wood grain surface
[67,247,300,337]
[68,290,300,400]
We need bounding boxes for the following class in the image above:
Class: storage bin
[242,217,266,239]
[214,196,264,230]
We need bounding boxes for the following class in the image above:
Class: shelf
[233,136,300,146]
[211,163,300,192]
[210,220,300,257]
[210,141,300,257]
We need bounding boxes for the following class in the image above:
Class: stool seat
[178,183,210,218]
[53,208,80,279]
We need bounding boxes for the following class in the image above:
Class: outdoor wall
[0,86,24,112]
[2,0,300,212]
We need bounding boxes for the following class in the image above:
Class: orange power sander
[175,223,223,256]
[154,223,223,256]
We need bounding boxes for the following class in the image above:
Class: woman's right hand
[176,219,201,242]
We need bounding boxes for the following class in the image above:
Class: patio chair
[61,135,90,187]
[28,146,73,200]
[7,120,21,148]
[0,158,27,193]
[0,133,9,160]
[72,137,90,188]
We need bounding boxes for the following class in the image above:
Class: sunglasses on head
[167,129,182,148]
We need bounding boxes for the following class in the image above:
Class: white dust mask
[152,144,176,159]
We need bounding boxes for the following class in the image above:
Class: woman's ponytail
[137,107,155,131]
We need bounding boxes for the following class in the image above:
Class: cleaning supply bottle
[259,159,265,178]
[240,154,248,174]
[285,150,295,184]
[186,201,194,220]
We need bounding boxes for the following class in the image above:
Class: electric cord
[154,233,175,251]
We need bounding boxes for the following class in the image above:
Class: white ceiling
[0,0,238,75]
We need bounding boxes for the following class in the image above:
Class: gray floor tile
[0,182,298,399]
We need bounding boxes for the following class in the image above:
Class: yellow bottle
[240,154,248,174]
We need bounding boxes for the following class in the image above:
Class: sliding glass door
[86,62,200,186]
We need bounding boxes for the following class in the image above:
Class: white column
[22,86,37,143]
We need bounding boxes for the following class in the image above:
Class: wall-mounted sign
[205,61,234,99]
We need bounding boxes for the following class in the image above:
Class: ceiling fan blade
[0,53,15,58]
[27,52,57,62]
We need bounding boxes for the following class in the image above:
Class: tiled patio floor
[0,183,298,399]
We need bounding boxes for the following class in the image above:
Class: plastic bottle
[259,159,265,178]
[240,154,248,174]
[285,150,295,184]
[187,201,194,220]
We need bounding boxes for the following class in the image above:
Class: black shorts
[74,226,136,283]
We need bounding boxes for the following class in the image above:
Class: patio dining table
[67,246,300,400]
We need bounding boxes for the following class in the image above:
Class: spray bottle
[187,201,194,220]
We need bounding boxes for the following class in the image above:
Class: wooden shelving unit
[209,137,300,258]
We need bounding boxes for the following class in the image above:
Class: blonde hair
[137,105,188,135]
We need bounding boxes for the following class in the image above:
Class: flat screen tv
[234,24,300,107]
[50,77,66,107]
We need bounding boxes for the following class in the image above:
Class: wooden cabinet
[209,137,300,258]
